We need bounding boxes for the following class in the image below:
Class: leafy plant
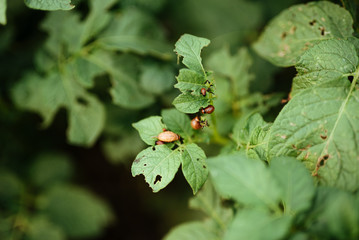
[131,1,359,239]
[1,0,359,239]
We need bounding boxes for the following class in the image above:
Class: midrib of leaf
[182,145,202,180]
[315,66,359,175]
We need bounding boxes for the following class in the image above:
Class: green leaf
[132,145,182,192]
[132,116,165,145]
[0,170,23,211]
[164,221,218,240]
[174,34,210,75]
[269,157,315,214]
[232,113,271,160]
[174,69,207,95]
[0,0,6,25]
[253,1,354,67]
[207,153,281,209]
[30,152,73,189]
[293,39,358,96]
[26,216,65,240]
[224,208,292,240]
[180,144,208,194]
[173,93,210,114]
[206,47,253,97]
[67,56,104,88]
[140,63,175,95]
[269,85,359,191]
[39,184,112,238]
[24,0,74,10]
[80,0,117,44]
[87,50,155,109]
[161,108,193,140]
[98,36,172,60]
[11,71,105,146]
[306,187,359,239]
[189,181,233,229]
[41,11,83,55]
[269,41,359,191]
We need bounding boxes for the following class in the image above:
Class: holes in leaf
[154,175,162,184]
[196,158,200,161]
[143,164,147,167]
[76,97,88,106]
[202,165,206,169]
[318,154,329,167]
[319,26,325,36]
[152,146,156,151]
[309,19,317,26]
[281,32,287,39]
[348,75,354,82]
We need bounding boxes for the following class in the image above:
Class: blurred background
[0,0,325,239]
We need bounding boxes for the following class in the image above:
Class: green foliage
[2,0,359,239]
[24,0,75,10]
[254,1,354,66]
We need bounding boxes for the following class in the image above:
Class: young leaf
[132,116,165,145]
[164,221,218,240]
[292,39,358,96]
[0,0,6,25]
[174,34,210,75]
[232,113,271,160]
[207,153,281,209]
[269,157,315,214]
[39,184,112,238]
[132,145,181,192]
[174,69,207,95]
[269,40,359,191]
[173,93,210,114]
[24,0,75,10]
[253,1,354,66]
[224,208,292,240]
[180,143,208,194]
[161,108,193,139]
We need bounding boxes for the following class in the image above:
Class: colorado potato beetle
[200,88,207,96]
[201,105,215,114]
[157,131,180,142]
[191,116,202,130]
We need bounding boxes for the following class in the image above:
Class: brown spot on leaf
[289,26,296,34]
[203,165,206,169]
[154,175,162,184]
[281,32,287,39]
[320,135,327,140]
[76,97,88,106]
[309,20,317,26]
[134,156,144,163]
[313,154,330,176]
[319,26,325,36]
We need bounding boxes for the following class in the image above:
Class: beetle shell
[157,131,180,142]
[191,116,202,130]
[200,88,207,96]
[201,105,215,114]
[156,140,165,145]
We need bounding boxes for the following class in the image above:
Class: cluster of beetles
[156,86,215,145]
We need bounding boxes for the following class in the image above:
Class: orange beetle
[157,131,180,142]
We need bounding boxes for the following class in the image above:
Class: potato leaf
[132,145,182,192]
[180,143,208,194]
[24,0,74,10]
[253,1,354,66]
